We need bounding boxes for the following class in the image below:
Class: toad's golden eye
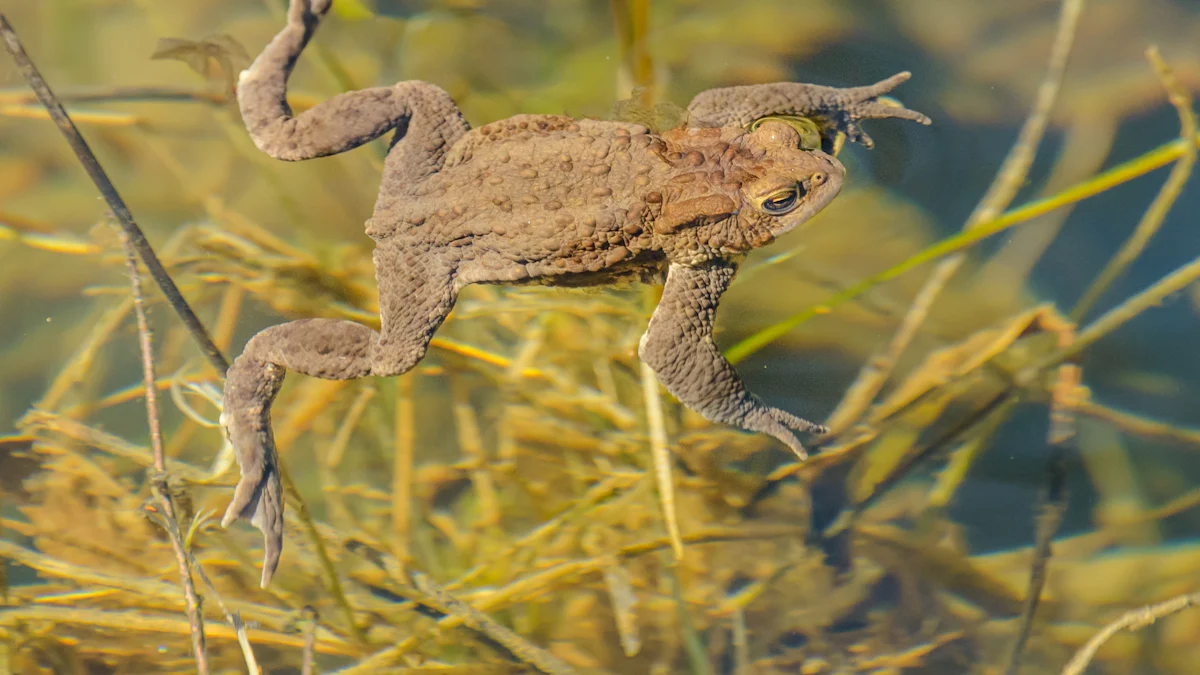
[760,187,801,215]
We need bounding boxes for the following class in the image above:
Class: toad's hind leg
[221,251,458,587]
[239,0,468,173]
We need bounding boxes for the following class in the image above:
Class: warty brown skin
[221,0,931,587]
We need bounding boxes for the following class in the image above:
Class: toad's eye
[760,187,801,215]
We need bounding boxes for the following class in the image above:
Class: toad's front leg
[686,72,931,151]
[638,260,827,460]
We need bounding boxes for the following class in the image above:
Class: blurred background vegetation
[1,0,1198,673]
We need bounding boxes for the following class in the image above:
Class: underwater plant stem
[1075,401,1200,447]
[725,128,1200,365]
[410,571,581,675]
[392,376,415,569]
[300,606,318,675]
[279,463,368,646]
[1061,591,1200,675]
[610,0,656,103]
[825,393,1018,537]
[0,84,226,106]
[1040,252,1200,369]
[641,361,684,561]
[823,0,1085,435]
[1070,47,1198,322]
[122,235,211,675]
[1004,431,1070,675]
[0,14,230,376]
[663,555,713,675]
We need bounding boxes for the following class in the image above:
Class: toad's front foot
[813,72,932,149]
[686,71,931,150]
[741,406,829,462]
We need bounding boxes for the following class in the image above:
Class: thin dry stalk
[1075,401,1200,447]
[393,375,416,569]
[731,607,749,675]
[451,377,501,530]
[321,386,376,530]
[157,517,264,674]
[137,505,265,672]
[1061,592,1200,675]
[0,84,226,105]
[641,361,684,560]
[1004,438,1070,674]
[824,0,1086,434]
[602,562,641,657]
[1038,252,1200,369]
[664,556,713,675]
[410,571,581,675]
[610,0,656,103]
[1070,47,1199,321]
[121,235,210,674]
[1006,329,1081,674]
[300,606,318,675]
[279,464,367,645]
[0,14,228,375]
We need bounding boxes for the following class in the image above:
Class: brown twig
[0,14,229,375]
[121,234,211,675]
[0,84,227,106]
[300,606,318,675]
[138,506,264,672]
[1005,330,1082,674]
[1004,431,1070,674]
[824,0,1086,435]
[1061,592,1200,675]
[410,571,581,675]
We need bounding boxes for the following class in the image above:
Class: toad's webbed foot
[222,250,457,586]
[686,71,931,150]
[639,260,827,461]
[238,0,469,184]
[220,319,373,587]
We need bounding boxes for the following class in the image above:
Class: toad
[222,0,931,586]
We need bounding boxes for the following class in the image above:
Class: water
[1,0,1198,673]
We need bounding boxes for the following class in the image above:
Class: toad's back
[368,115,673,284]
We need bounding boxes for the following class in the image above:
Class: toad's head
[654,119,845,262]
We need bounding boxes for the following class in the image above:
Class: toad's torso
[370,116,797,287]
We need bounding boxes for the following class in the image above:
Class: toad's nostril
[811,172,826,185]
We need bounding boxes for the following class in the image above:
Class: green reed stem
[726,131,1200,364]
